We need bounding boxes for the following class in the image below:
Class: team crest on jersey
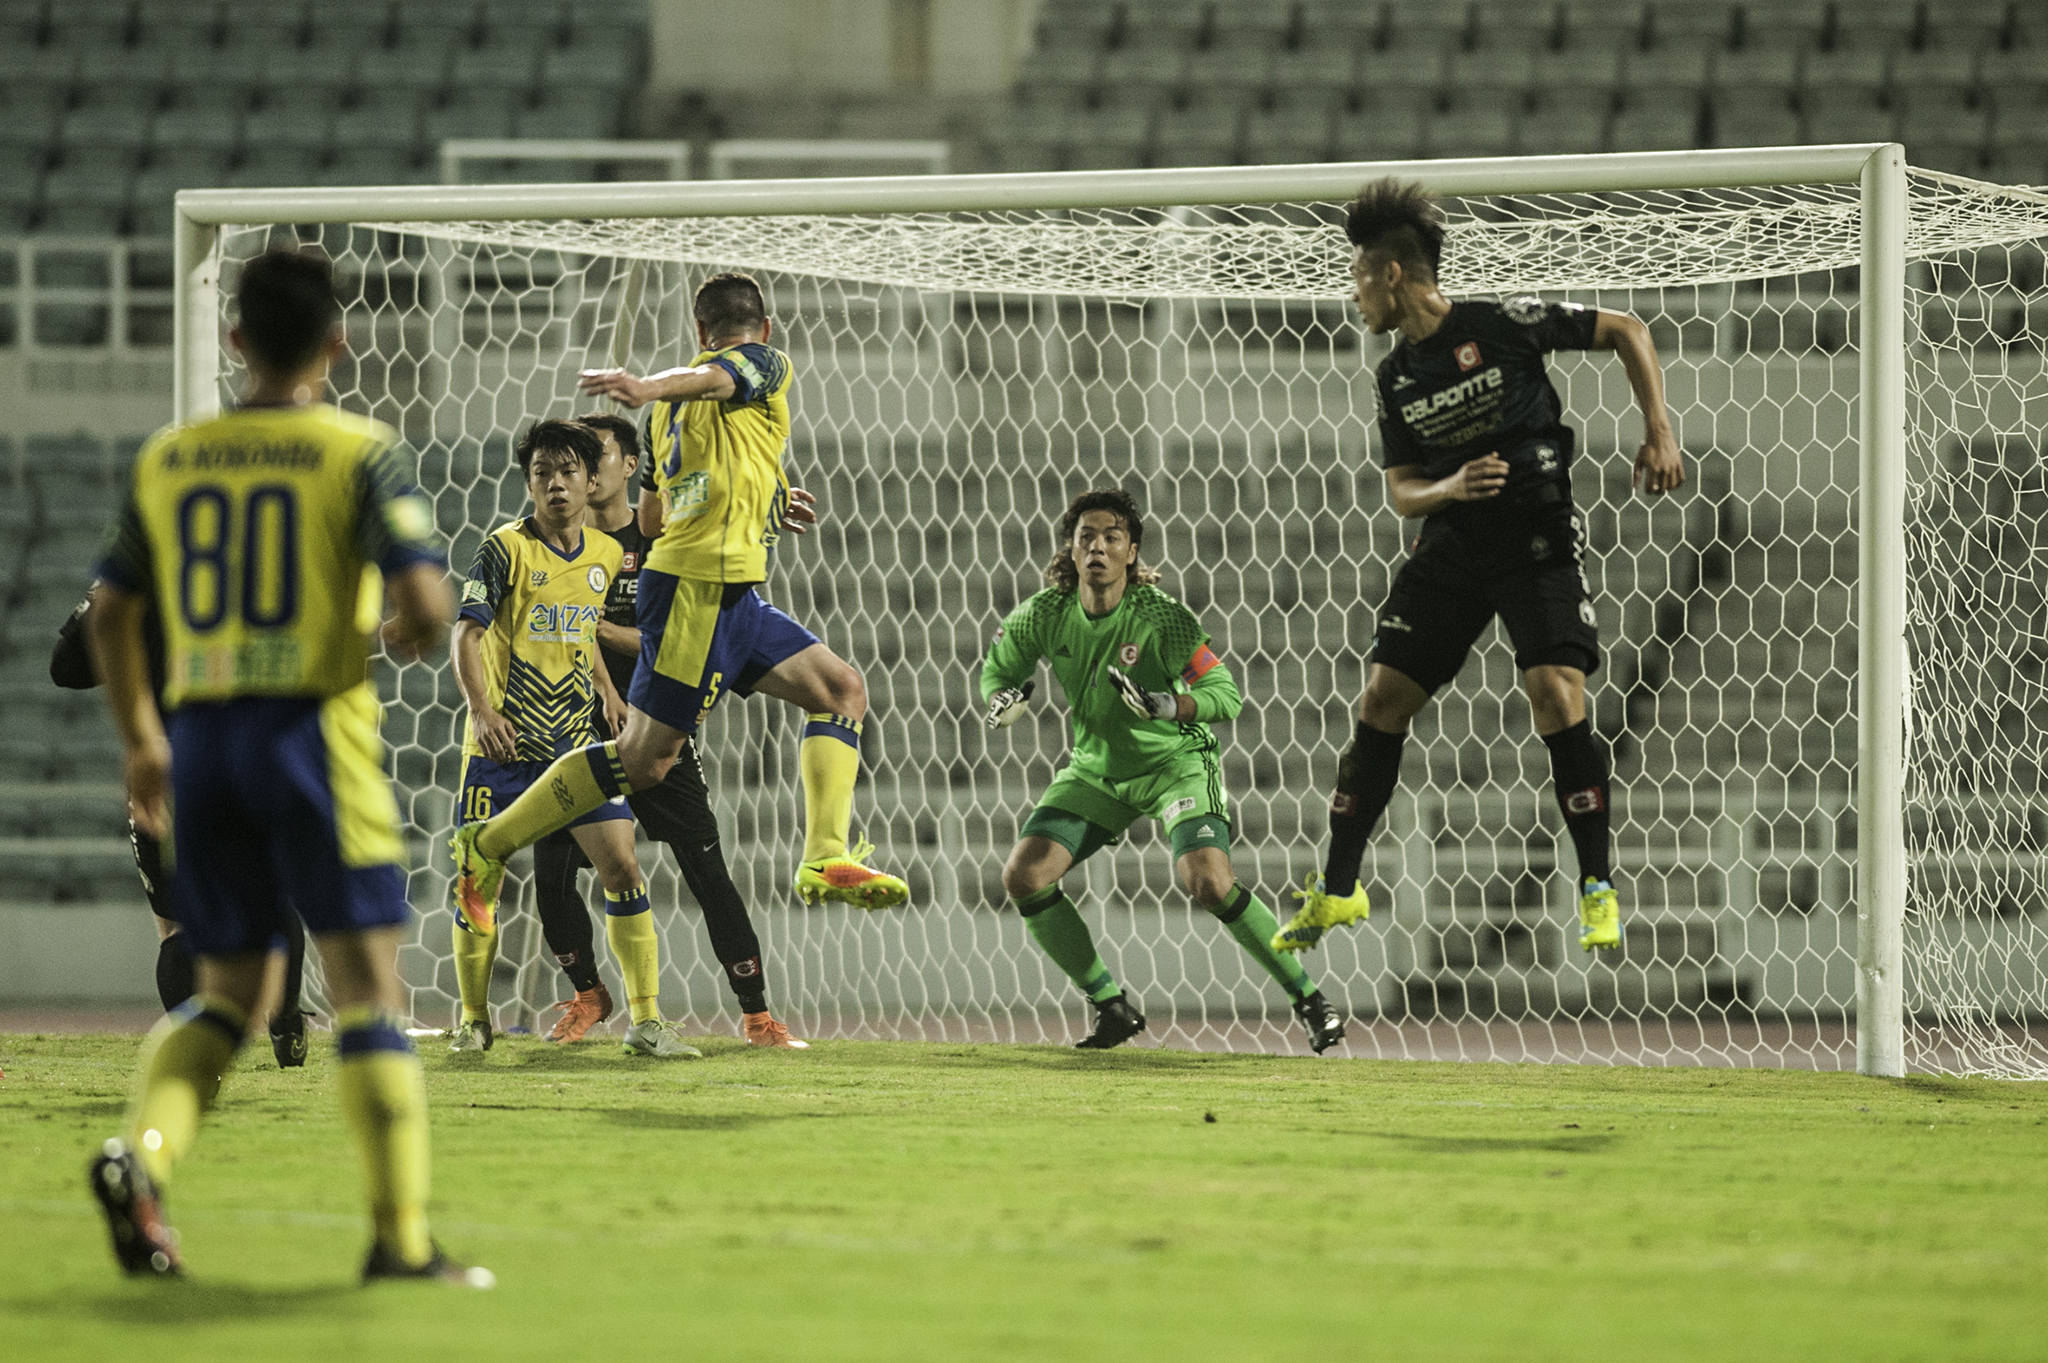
[530,570,549,586]
[621,551,638,571]
[587,565,607,592]
[1456,341,1482,372]
[1119,643,1140,666]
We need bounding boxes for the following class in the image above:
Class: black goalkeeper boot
[1075,993,1147,1050]
[1293,990,1347,1054]
[270,1009,310,1069]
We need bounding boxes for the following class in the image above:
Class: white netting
[218,168,2048,1074]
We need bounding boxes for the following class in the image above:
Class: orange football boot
[743,1011,811,1049]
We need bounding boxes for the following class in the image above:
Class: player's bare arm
[1384,453,1511,518]
[577,363,737,409]
[451,619,518,762]
[381,561,454,661]
[593,645,629,737]
[1591,309,1684,495]
[86,583,170,838]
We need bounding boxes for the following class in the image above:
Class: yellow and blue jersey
[457,520,623,761]
[637,342,793,584]
[97,402,443,708]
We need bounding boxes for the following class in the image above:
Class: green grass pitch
[2,1033,2045,1362]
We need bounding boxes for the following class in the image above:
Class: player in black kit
[52,589,312,1064]
[525,413,812,1047]
[1272,178,1684,958]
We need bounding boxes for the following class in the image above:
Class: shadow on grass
[1347,1130,1621,1155]
[599,1108,842,1132]
[887,1045,1285,1075]
[17,1279,357,1325]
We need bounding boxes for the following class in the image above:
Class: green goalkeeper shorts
[1021,752,1230,864]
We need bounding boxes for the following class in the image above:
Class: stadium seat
[1889,39,1983,93]
[243,98,335,154]
[1802,34,1895,90]
[358,45,451,95]
[1530,40,1625,93]
[1624,39,1718,97]
[1268,42,1359,94]
[58,105,156,154]
[1715,41,1802,95]
[1896,86,1988,154]
[1185,43,1274,100]
[1712,90,1803,148]
[513,89,622,140]
[423,91,522,144]
[1241,90,1338,164]
[1357,43,1444,102]
[1801,86,1895,143]
[1099,39,1191,94]
[333,97,425,153]
[1063,103,1155,170]
[1332,95,1428,163]
[261,41,362,92]
[1153,98,1245,167]
[151,106,245,156]
[229,147,325,188]
[1428,94,1518,159]
[452,35,547,91]
[1442,46,1535,93]
[538,44,641,90]
[1608,94,1703,151]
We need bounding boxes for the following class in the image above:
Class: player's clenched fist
[1107,666,1177,720]
[1447,452,1510,501]
[986,680,1035,728]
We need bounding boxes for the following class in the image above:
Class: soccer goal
[172,146,2048,1078]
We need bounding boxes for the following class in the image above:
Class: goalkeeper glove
[985,680,1035,729]
[1107,666,1177,721]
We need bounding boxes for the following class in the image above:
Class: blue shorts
[629,572,819,735]
[166,687,410,958]
[457,754,633,828]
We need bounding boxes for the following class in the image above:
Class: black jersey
[592,515,649,698]
[1375,297,1600,542]
[52,591,166,700]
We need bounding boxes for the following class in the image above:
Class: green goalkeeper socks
[1212,885,1315,1003]
[1015,885,1120,1002]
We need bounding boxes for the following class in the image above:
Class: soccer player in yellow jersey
[447,420,697,1059]
[451,272,906,926]
[86,248,489,1287]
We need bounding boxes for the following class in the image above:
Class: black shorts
[1370,516,1600,694]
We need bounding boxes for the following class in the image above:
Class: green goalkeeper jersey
[980,583,1241,783]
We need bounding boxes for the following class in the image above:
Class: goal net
[204,162,2048,1076]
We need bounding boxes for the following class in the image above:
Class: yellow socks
[799,713,861,864]
[129,993,248,1187]
[604,885,662,1024]
[451,918,497,1024]
[477,742,632,860]
[335,1005,434,1267]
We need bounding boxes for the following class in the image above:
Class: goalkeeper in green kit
[980,489,1347,1053]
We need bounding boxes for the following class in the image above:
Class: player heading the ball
[451,272,906,929]
[448,419,698,1059]
[982,488,1349,1052]
[87,247,488,1286]
[1274,179,1684,960]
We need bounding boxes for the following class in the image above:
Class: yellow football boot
[795,836,909,909]
[1578,877,1622,952]
[449,822,507,935]
[1271,872,1372,953]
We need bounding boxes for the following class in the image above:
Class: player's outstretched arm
[87,584,169,838]
[577,364,737,409]
[382,561,453,662]
[1592,310,1684,496]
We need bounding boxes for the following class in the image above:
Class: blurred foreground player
[526,414,808,1048]
[53,589,312,1065]
[86,247,487,1286]
[451,273,907,930]
[1274,179,1684,959]
[981,489,1347,1053]
[448,420,695,1059]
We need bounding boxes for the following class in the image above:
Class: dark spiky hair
[515,419,604,479]
[235,247,341,372]
[577,412,640,465]
[1045,487,1163,593]
[1343,178,1445,283]
[693,271,768,338]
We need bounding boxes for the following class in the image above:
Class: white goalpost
[169,147,2048,1078]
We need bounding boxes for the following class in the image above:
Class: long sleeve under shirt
[980,583,1239,784]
